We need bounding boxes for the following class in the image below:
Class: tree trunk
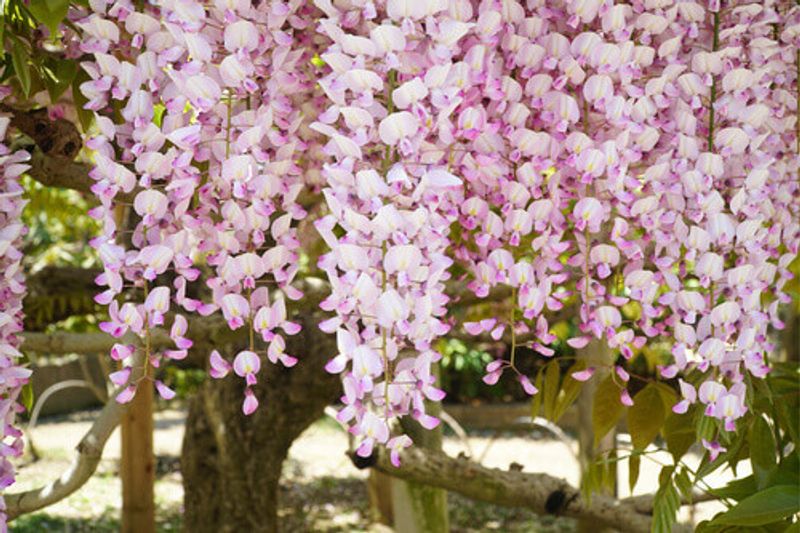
[180,313,339,533]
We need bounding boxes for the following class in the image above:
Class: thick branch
[26,149,110,198]
[5,341,144,520]
[21,330,170,355]
[366,447,652,533]
[1,105,135,202]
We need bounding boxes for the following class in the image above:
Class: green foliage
[161,368,206,400]
[628,454,640,493]
[438,338,494,402]
[591,375,625,447]
[542,359,560,421]
[22,175,100,269]
[750,415,778,489]
[706,485,799,528]
[27,0,70,36]
[663,407,697,462]
[627,383,672,451]
[551,360,586,423]
[530,366,544,418]
[9,33,31,96]
[652,466,680,533]
[20,382,34,411]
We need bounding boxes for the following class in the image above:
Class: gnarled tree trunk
[180,312,339,533]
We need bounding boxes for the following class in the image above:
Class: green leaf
[628,454,640,493]
[696,410,717,441]
[711,485,800,527]
[675,467,693,504]
[41,57,77,102]
[72,68,94,131]
[711,474,757,501]
[628,383,668,451]
[592,375,625,447]
[750,415,777,489]
[530,365,544,419]
[21,383,34,412]
[652,466,679,533]
[27,0,70,35]
[766,453,800,488]
[543,360,560,421]
[553,360,586,423]
[10,35,31,96]
[663,409,697,462]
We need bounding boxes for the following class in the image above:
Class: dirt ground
[9,405,741,532]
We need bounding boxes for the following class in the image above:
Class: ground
[9,405,740,532]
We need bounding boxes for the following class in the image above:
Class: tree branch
[1,105,135,202]
[26,149,111,199]
[5,339,144,520]
[364,446,653,533]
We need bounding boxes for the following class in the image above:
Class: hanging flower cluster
[0,106,32,522]
[436,0,799,460]
[73,0,799,461]
[311,0,473,459]
[78,0,319,413]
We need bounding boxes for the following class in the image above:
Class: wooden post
[120,366,155,533]
[114,205,156,533]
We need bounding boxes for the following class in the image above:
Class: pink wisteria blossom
[72,0,799,468]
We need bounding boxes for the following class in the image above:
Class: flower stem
[707,10,720,151]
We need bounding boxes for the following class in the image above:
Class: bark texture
[367,446,653,533]
[180,311,340,533]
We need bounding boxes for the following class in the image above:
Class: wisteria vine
[0,103,32,526]
[68,0,800,465]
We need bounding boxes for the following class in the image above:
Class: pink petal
[417,414,440,430]
[482,370,501,385]
[519,375,538,395]
[490,324,505,340]
[571,368,595,382]
[155,380,176,400]
[242,388,259,415]
[464,321,483,335]
[109,367,132,386]
[164,349,187,360]
[209,350,231,379]
[116,385,137,404]
[282,321,301,335]
[620,389,634,406]
[567,336,591,349]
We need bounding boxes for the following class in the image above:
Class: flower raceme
[74,0,799,466]
[80,0,312,415]
[0,111,32,522]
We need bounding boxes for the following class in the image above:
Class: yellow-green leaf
[628,383,668,451]
[10,36,31,97]
[592,375,625,447]
[749,415,777,488]
[28,0,70,36]
[542,360,560,421]
[711,485,800,527]
[530,365,544,419]
[628,454,641,493]
[663,409,696,462]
